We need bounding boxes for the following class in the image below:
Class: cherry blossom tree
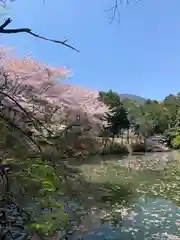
[0,48,79,239]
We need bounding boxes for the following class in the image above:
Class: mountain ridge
[119,94,147,104]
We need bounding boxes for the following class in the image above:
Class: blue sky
[1,0,180,100]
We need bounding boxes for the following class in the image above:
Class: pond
[69,151,180,240]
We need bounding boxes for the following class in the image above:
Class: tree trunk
[102,137,108,154]
[127,128,130,144]
[121,131,124,144]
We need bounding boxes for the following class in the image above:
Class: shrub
[110,142,129,154]
[131,142,145,153]
[102,141,129,155]
[171,135,180,149]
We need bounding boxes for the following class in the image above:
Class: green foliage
[171,135,180,149]
[99,91,130,138]
[9,158,68,236]
[106,104,130,137]
[98,90,121,108]
[165,130,179,149]
[0,119,70,238]
[29,210,68,235]
[99,90,180,147]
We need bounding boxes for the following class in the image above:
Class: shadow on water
[69,150,180,240]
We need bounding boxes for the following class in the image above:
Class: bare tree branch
[0,18,11,31]
[106,0,139,23]
[0,18,79,52]
[0,114,42,152]
[106,0,121,24]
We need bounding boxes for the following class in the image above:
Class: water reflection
[79,150,180,170]
[123,197,180,239]
[74,151,180,240]
[78,198,180,240]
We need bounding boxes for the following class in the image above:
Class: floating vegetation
[76,152,180,239]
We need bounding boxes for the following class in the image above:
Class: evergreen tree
[106,104,130,138]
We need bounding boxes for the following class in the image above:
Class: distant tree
[99,90,121,108]
[122,100,169,140]
[106,103,130,139]
[163,94,179,128]
[145,99,152,105]
[99,90,130,143]
[143,101,169,134]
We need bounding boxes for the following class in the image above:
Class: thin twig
[106,0,139,24]
[106,0,121,24]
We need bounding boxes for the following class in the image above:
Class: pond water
[70,151,180,240]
